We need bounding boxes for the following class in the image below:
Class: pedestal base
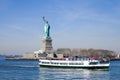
[41,38,53,54]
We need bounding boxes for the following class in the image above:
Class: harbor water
[0,56,120,80]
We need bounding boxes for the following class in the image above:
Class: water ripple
[0,58,120,80]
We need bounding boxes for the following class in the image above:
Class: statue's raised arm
[43,16,46,23]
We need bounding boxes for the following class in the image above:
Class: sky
[0,0,120,55]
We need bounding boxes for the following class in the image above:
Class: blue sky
[0,0,120,55]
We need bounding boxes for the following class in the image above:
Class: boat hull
[40,65,109,69]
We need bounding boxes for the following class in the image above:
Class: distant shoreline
[5,57,120,61]
[111,58,120,61]
[5,57,39,61]
[1,54,120,61]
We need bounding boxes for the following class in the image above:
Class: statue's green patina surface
[43,17,50,38]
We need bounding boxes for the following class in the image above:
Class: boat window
[89,62,98,65]
[42,62,50,64]
[60,63,68,65]
[69,63,84,65]
[51,62,59,65]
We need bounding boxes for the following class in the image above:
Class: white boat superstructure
[39,58,110,69]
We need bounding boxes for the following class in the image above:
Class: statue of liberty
[43,17,50,38]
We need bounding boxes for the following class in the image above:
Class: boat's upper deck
[39,57,99,62]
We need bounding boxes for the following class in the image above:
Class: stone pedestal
[41,38,53,54]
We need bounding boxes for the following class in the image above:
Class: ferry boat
[39,58,110,69]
